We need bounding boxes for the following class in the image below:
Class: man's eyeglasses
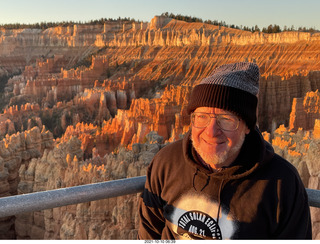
[191,112,240,131]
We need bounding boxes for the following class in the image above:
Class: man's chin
[191,137,228,166]
[198,151,228,167]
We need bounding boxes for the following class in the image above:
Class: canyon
[0,15,320,239]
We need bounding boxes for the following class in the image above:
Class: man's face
[191,107,250,169]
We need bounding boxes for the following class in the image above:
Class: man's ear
[245,126,250,135]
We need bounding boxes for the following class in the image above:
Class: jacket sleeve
[274,169,312,239]
[137,159,166,239]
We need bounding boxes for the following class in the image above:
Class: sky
[0,0,319,30]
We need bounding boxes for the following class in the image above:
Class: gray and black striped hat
[187,62,260,129]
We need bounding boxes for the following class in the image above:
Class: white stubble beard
[191,130,246,167]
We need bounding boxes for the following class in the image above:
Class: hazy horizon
[0,0,319,30]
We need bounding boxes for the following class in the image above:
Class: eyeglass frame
[191,112,241,131]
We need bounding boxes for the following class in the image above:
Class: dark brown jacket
[138,127,312,239]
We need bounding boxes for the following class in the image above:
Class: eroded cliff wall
[0,15,320,240]
[16,131,162,239]
[2,16,320,134]
[0,126,53,238]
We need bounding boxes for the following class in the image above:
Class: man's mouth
[201,137,225,145]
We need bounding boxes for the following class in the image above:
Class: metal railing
[0,175,319,218]
[0,176,146,218]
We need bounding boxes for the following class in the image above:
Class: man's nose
[204,117,222,136]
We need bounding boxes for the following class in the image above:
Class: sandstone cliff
[0,126,53,238]
[16,131,162,239]
[3,16,320,135]
[263,122,320,239]
[1,15,320,240]
[259,89,320,239]
[1,16,320,76]
[289,90,320,132]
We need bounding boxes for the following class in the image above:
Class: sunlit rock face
[0,126,53,238]
[263,90,320,239]
[15,130,160,239]
[1,15,320,239]
[288,90,320,132]
[3,15,320,134]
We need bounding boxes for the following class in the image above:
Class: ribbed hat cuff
[187,84,258,129]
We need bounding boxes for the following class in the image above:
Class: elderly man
[138,62,312,240]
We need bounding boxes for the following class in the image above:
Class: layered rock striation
[3,16,320,134]
[1,15,320,240]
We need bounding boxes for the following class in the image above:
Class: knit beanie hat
[187,62,260,130]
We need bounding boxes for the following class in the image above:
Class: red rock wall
[0,126,53,239]
[289,90,320,132]
[1,16,320,240]
[264,122,320,239]
[16,131,160,239]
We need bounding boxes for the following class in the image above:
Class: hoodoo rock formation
[16,131,162,239]
[0,126,53,238]
[289,90,320,132]
[0,15,320,239]
[263,124,320,238]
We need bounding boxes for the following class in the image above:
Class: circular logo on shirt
[177,210,222,240]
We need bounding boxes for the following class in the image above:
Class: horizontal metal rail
[0,176,146,218]
[0,176,319,218]
[306,188,320,208]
